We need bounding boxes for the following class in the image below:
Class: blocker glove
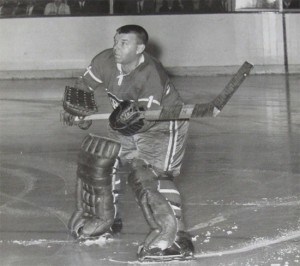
[109,100,145,136]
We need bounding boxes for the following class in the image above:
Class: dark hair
[116,25,149,45]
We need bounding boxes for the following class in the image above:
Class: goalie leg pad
[158,176,183,231]
[68,134,120,238]
[128,159,177,251]
[68,177,88,238]
[158,175,194,258]
[135,173,194,261]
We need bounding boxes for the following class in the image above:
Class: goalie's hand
[60,112,92,130]
[109,100,144,136]
[61,112,75,126]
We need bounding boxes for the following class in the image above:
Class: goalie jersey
[75,48,184,111]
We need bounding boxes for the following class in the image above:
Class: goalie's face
[113,33,145,65]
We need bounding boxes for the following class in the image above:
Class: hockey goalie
[63,24,252,262]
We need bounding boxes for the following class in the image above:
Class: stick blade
[212,61,253,112]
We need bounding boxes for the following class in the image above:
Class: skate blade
[139,254,194,262]
[78,232,113,243]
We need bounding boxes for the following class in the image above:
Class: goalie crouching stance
[67,24,194,261]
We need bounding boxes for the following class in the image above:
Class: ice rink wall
[0,12,299,78]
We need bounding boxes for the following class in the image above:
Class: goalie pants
[109,120,189,177]
[109,120,190,249]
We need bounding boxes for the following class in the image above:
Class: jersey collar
[116,54,145,86]
[116,54,145,74]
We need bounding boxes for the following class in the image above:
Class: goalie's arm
[74,56,104,92]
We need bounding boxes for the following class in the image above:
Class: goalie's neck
[118,54,145,75]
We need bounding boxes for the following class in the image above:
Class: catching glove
[61,86,98,130]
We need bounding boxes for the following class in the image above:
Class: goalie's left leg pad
[157,176,194,258]
[68,134,120,238]
[136,174,194,261]
[128,159,177,251]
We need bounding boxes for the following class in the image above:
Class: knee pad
[68,134,120,238]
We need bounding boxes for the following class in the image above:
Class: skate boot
[137,231,194,262]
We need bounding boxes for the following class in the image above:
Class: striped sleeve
[74,51,111,92]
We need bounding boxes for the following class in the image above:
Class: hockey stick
[74,61,253,122]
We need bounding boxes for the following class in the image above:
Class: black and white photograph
[0,0,299,265]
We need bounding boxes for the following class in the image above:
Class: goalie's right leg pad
[128,159,177,252]
[68,177,88,238]
[68,134,120,238]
